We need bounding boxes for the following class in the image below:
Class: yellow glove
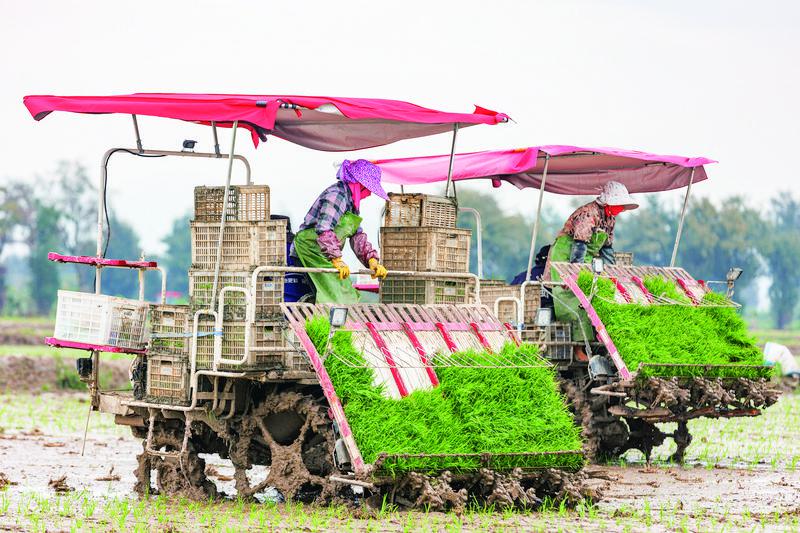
[369,257,388,279]
[331,257,350,280]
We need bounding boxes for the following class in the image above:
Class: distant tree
[103,216,144,299]
[28,203,62,315]
[456,189,560,281]
[617,196,764,298]
[0,182,37,312]
[614,196,676,266]
[53,161,97,291]
[161,213,191,300]
[678,197,764,296]
[763,194,800,329]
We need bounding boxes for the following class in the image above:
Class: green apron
[549,232,608,342]
[293,211,363,304]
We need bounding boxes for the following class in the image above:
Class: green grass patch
[576,272,768,379]
[306,317,583,475]
[0,392,127,435]
[0,344,132,361]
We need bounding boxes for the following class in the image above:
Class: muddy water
[2,429,800,518]
[598,465,800,515]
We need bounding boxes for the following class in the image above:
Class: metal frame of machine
[23,94,601,509]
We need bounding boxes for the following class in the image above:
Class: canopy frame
[525,154,550,281]
[670,167,696,267]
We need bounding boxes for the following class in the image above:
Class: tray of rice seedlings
[305,316,584,477]
[575,271,772,380]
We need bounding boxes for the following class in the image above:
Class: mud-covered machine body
[375,145,780,463]
[25,93,594,507]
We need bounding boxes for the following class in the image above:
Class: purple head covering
[336,159,389,200]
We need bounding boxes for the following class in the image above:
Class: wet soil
[2,428,799,521]
[0,320,53,346]
[0,354,130,392]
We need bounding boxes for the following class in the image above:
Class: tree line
[0,162,189,315]
[456,189,800,329]
[1,163,798,330]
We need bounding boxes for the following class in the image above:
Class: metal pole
[670,167,696,267]
[211,121,221,156]
[210,121,239,310]
[132,115,143,153]
[525,155,550,281]
[444,124,459,198]
[458,207,483,279]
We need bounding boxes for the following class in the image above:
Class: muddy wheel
[374,467,604,512]
[562,379,628,462]
[133,423,217,500]
[670,420,693,463]
[625,418,666,462]
[229,391,335,503]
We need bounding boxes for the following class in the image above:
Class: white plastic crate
[189,269,284,320]
[190,219,287,270]
[194,320,286,370]
[54,290,148,350]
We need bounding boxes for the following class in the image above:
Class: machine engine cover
[588,355,616,380]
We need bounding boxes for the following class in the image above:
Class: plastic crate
[194,186,238,222]
[379,277,473,305]
[189,269,284,321]
[146,353,190,405]
[522,323,572,360]
[384,193,457,228]
[148,304,192,356]
[614,251,634,266]
[190,219,287,270]
[480,284,521,324]
[53,291,148,350]
[194,185,270,222]
[194,320,286,370]
[236,185,271,222]
[380,227,471,272]
[478,283,542,324]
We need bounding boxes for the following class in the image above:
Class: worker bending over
[292,159,389,303]
[547,181,638,350]
[550,181,638,266]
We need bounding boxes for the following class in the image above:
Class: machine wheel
[133,421,217,500]
[625,418,667,462]
[229,391,336,503]
[670,420,693,463]
[562,379,628,462]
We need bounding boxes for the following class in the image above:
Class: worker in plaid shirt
[292,159,389,303]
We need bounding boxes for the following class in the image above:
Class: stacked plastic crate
[145,185,288,404]
[378,193,473,304]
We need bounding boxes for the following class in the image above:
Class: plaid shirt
[299,181,358,233]
[296,181,379,265]
[558,201,616,245]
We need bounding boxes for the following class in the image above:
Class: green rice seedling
[305,316,583,475]
[576,272,768,379]
[0,492,9,516]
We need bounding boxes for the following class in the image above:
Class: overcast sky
[2,0,799,255]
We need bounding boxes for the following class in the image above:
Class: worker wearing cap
[292,159,389,304]
[547,181,638,347]
[550,181,639,266]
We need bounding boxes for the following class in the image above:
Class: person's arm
[568,204,598,263]
[350,228,379,267]
[314,191,349,261]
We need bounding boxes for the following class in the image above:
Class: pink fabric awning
[376,145,715,195]
[23,93,509,151]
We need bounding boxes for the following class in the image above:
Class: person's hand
[331,257,350,280]
[368,258,388,279]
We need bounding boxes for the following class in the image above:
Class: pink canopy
[376,145,715,195]
[23,93,508,151]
